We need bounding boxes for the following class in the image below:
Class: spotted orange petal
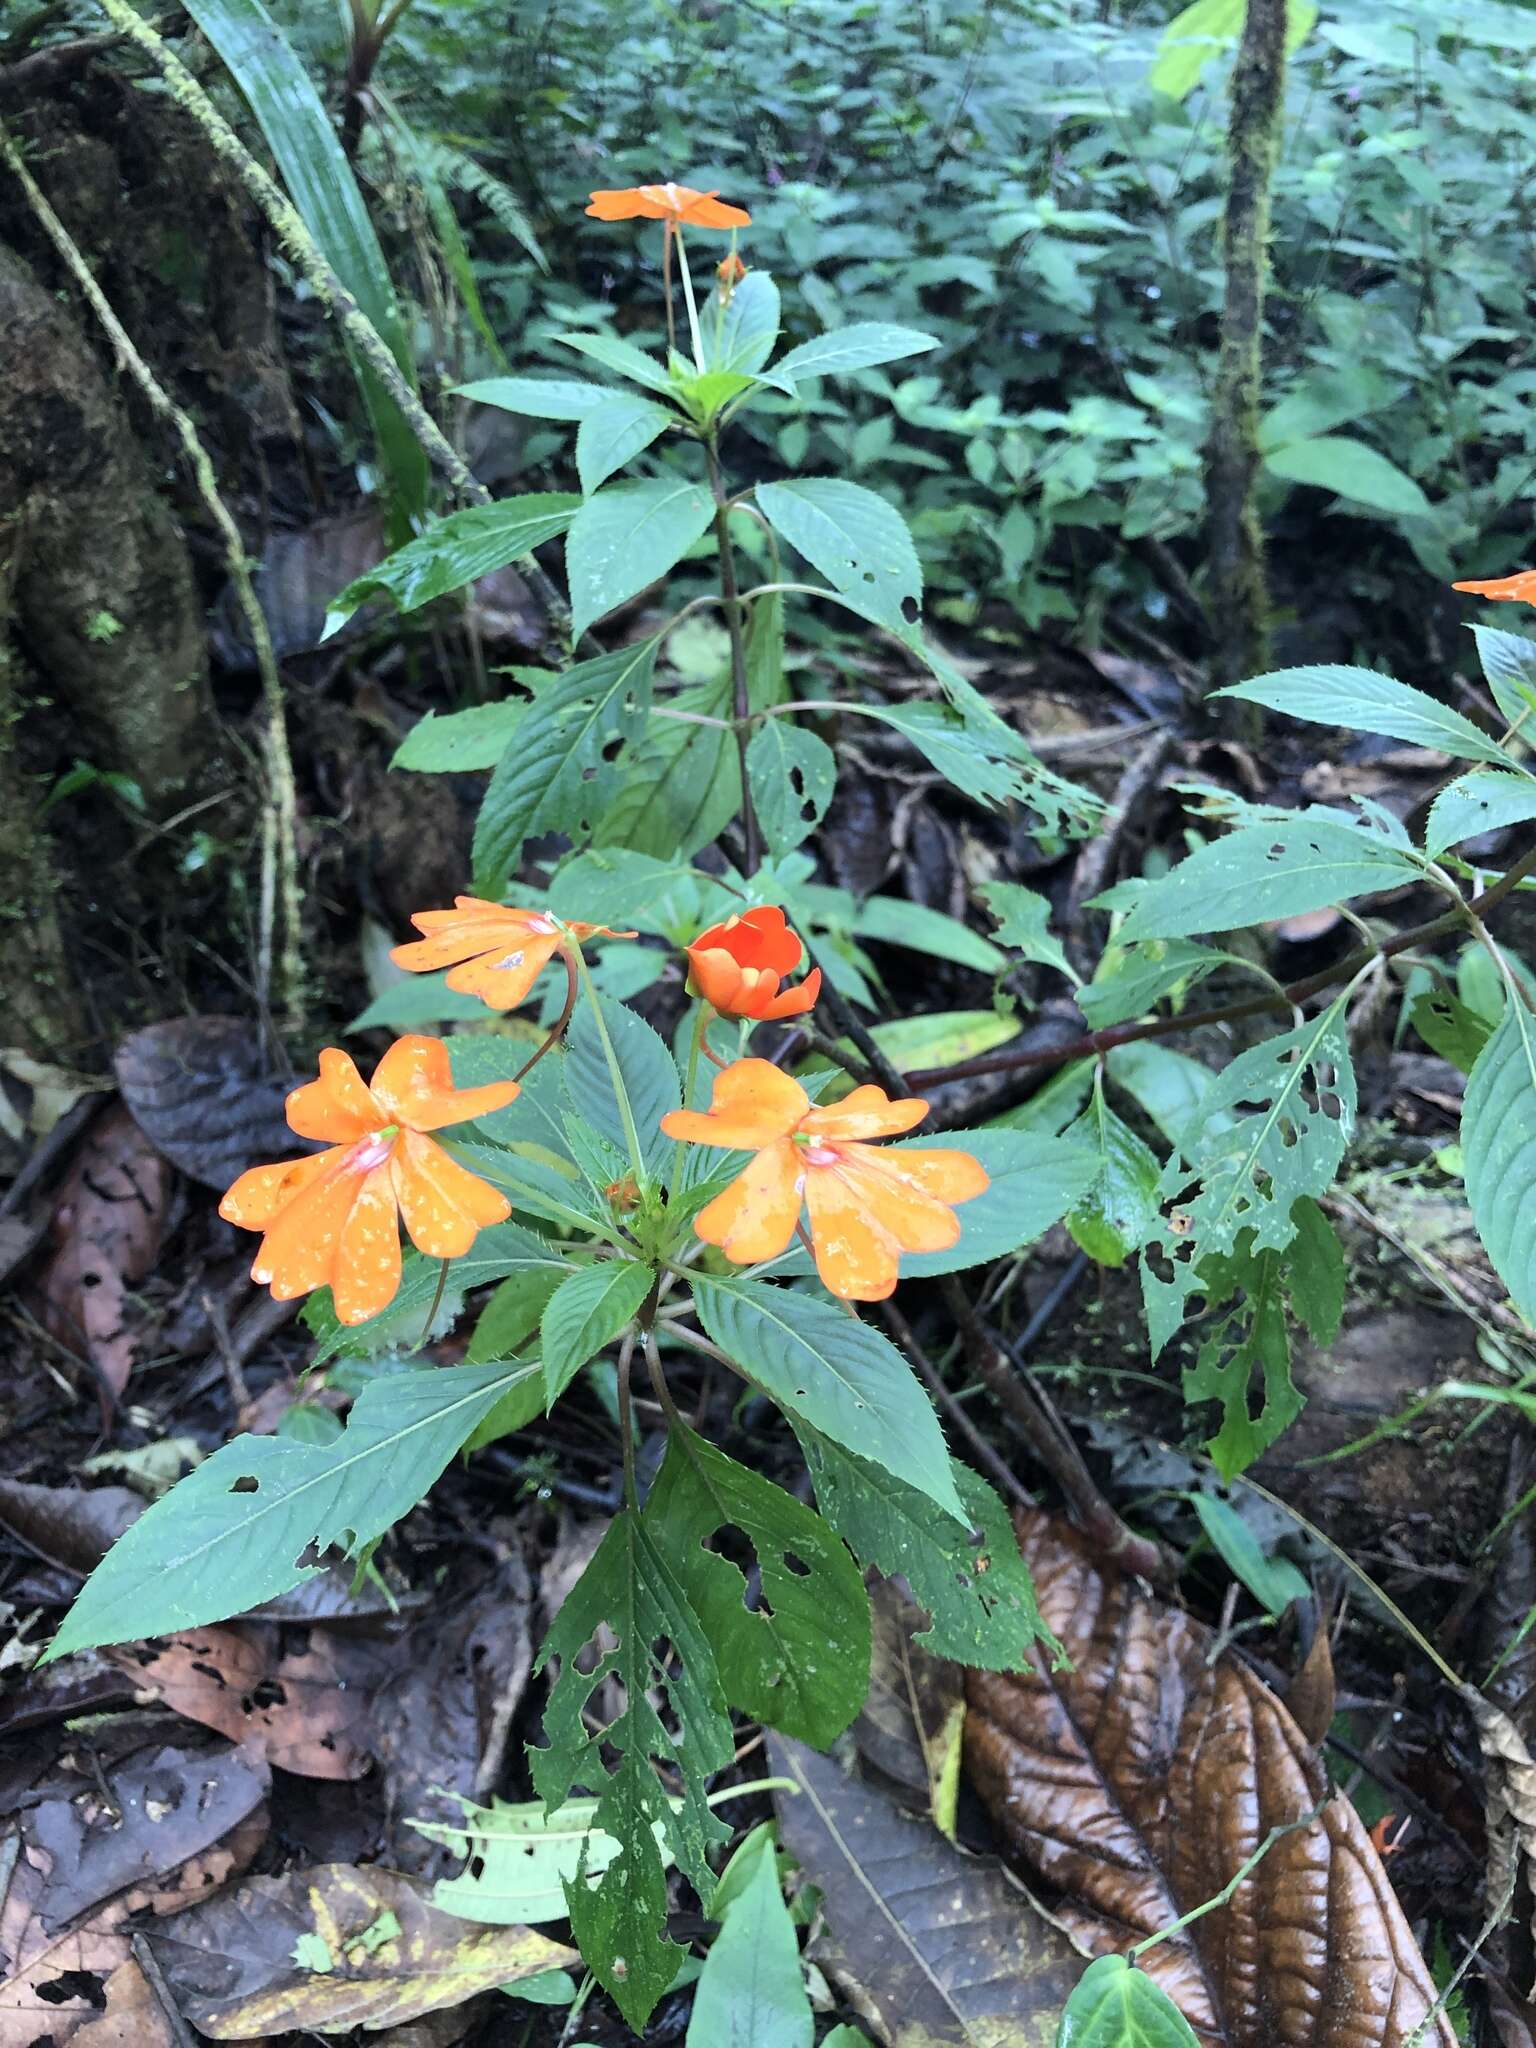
[220,1147,344,1230]
[285,1048,382,1142]
[391,909,558,974]
[392,1131,511,1258]
[369,1034,520,1131]
[799,1084,929,1143]
[249,1158,365,1301]
[1453,569,1536,604]
[660,1057,809,1150]
[331,1164,403,1324]
[692,1138,804,1265]
[801,1165,903,1301]
[817,1146,968,1254]
[443,931,564,1011]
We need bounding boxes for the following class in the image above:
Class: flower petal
[761,966,821,1020]
[391,911,548,973]
[678,194,752,228]
[249,1161,363,1301]
[800,1084,929,1142]
[369,1034,520,1130]
[1453,570,1536,604]
[392,1131,511,1257]
[660,1058,810,1149]
[883,1145,990,1206]
[801,1165,903,1301]
[444,931,563,1011]
[692,1139,803,1264]
[587,187,668,220]
[818,1147,969,1254]
[220,1147,344,1230]
[285,1048,382,1142]
[332,1164,403,1324]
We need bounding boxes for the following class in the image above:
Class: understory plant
[45,180,1536,2034]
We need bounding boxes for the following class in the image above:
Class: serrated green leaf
[454,376,611,421]
[553,329,675,395]
[684,1820,812,2048]
[564,995,679,1180]
[324,496,580,637]
[393,700,526,773]
[1105,1040,1222,1148]
[471,640,661,892]
[1264,436,1431,518]
[1116,816,1422,943]
[1219,665,1506,763]
[540,1260,653,1405]
[1463,993,1536,1328]
[645,1426,869,1745]
[1188,1493,1309,1619]
[709,270,780,376]
[978,881,1073,979]
[346,975,489,1034]
[302,1221,560,1363]
[843,892,1007,973]
[1065,1081,1161,1267]
[796,1431,1049,1669]
[1182,1239,1302,1479]
[747,720,837,856]
[1056,1954,1200,2046]
[762,323,938,391]
[1408,989,1492,1075]
[530,1509,733,2029]
[565,480,716,642]
[1471,624,1536,730]
[1079,939,1221,1030]
[850,701,1032,808]
[576,395,673,494]
[1425,770,1536,856]
[690,1273,964,1519]
[467,1267,566,1364]
[48,1361,538,1657]
[756,477,922,637]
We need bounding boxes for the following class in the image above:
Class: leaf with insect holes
[795,1428,1051,1670]
[46,1360,540,1657]
[645,1426,869,1745]
[690,1273,965,1519]
[323,496,580,636]
[565,479,715,640]
[1219,664,1506,763]
[1115,816,1422,942]
[530,1507,733,2030]
[756,477,923,636]
[1140,998,1356,1358]
[1463,993,1536,1328]
[539,1260,653,1406]
[746,719,837,855]
[471,639,660,892]
[415,1794,658,1925]
[1425,770,1536,857]
[454,375,611,421]
[851,701,1036,808]
[1408,989,1492,1075]
[576,395,672,494]
[979,881,1073,979]
[1066,1083,1161,1268]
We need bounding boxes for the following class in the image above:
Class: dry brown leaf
[1466,1686,1536,1985]
[114,1017,306,1191]
[1285,1620,1336,1749]
[855,1578,965,1837]
[965,1510,1457,2046]
[37,1103,170,1402]
[145,1862,576,2037]
[70,1960,175,2048]
[106,1626,374,1779]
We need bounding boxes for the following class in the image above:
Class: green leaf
[763,323,938,391]
[1219,665,1506,763]
[467,1267,566,1364]
[47,1361,539,1657]
[1463,993,1536,1328]
[1141,1000,1356,1358]
[1472,625,1536,730]
[1079,939,1222,1030]
[324,497,581,637]
[843,892,1007,973]
[393,700,525,773]
[530,1508,733,2030]
[978,881,1073,979]
[756,478,922,637]
[989,1060,1095,1138]
[1105,1041,1222,1148]
[566,480,716,642]
[1065,1081,1161,1268]
[181,0,427,521]
[471,639,661,892]
[710,271,781,376]
[346,975,489,1034]
[857,1011,1020,1073]
[1258,366,1406,453]
[675,367,760,423]
[454,376,611,421]
[796,1431,1050,1669]
[418,1795,651,1925]
[683,1817,812,2048]
[1187,1493,1309,1619]
[300,1221,557,1363]
[849,701,1036,808]
[576,395,673,495]
[895,1130,1099,1278]
[1408,989,1492,1075]
[1425,770,1536,857]
[1056,1954,1200,2047]
[645,1426,870,1746]
[564,995,679,1180]
[689,1273,965,1519]
[747,720,837,856]
[540,1260,653,1406]
[554,329,676,395]
[1115,816,1422,943]
[1263,436,1431,518]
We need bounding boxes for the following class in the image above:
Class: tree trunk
[1204,0,1287,725]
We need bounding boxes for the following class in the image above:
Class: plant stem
[673,225,707,373]
[616,1328,639,1512]
[705,436,762,873]
[662,219,678,360]
[514,953,579,1080]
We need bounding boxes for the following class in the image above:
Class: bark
[0,628,79,1057]
[1204,0,1287,724]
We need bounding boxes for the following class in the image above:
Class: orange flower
[686,906,821,1021]
[660,1059,988,1301]
[586,183,751,229]
[390,899,632,1012]
[1453,569,1536,605]
[220,1037,519,1324]
[717,251,749,287]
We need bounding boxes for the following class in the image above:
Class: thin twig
[881,1299,1035,1512]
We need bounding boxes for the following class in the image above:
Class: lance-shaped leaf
[1425,769,1536,858]
[46,1361,539,1657]
[1079,938,1222,1031]
[644,1425,870,1745]
[563,994,679,1180]
[1219,663,1506,763]
[539,1259,653,1405]
[324,496,580,636]
[761,322,939,391]
[565,478,716,640]
[965,1510,1457,2045]
[709,270,781,376]
[576,394,673,494]
[1463,993,1536,1328]
[454,375,611,420]
[1066,1079,1161,1268]
[530,1508,733,2030]
[756,477,922,637]
[684,1824,812,2048]
[1472,624,1536,729]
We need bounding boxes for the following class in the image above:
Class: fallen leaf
[106,1625,374,1779]
[1467,1686,1536,1989]
[114,1017,306,1191]
[145,1863,576,2036]
[0,1050,108,1146]
[0,1478,142,1577]
[71,1960,175,2048]
[768,1733,1084,2045]
[965,1510,1458,2044]
[37,1104,170,1401]
[1284,1621,1336,1749]
[854,1579,965,1837]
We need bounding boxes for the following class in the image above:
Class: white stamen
[526,916,556,934]
[350,1130,395,1172]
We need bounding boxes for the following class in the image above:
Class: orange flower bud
[717,251,749,288]
[685,906,820,1022]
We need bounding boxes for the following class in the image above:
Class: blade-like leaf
[553,329,675,394]
[393,700,525,773]
[756,477,922,636]
[709,270,781,376]
[1472,624,1536,729]
[563,994,679,1180]
[324,496,580,637]
[763,323,939,391]
[565,479,716,641]
[1219,664,1507,763]
[1079,939,1222,1030]
[576,394,673,494]
[1463,993,1536,1328]
[684,1822,812,2048]
[539,1259,653,1405]
[1065,1083,1161,1268]
[1263,435,1431,518]
[1116,816,1422,942]
[454,375,611,420]
[1425,770,1536,857]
